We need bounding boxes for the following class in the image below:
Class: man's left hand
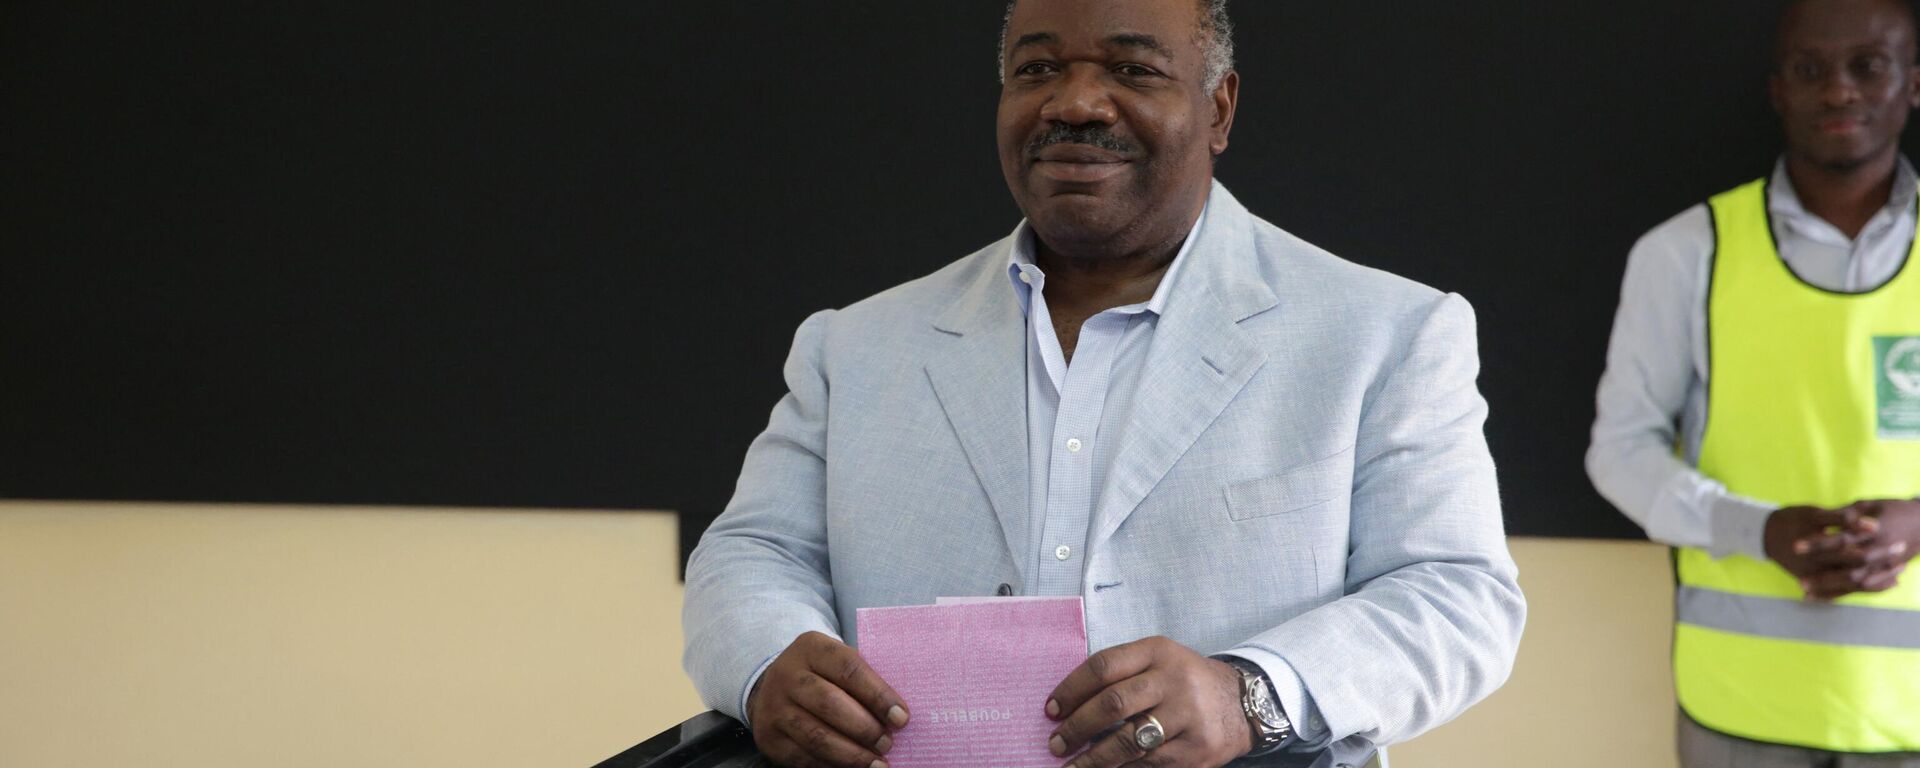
[1853,499,1920,561]
[1792,499,1920,600]
[1045,636,1250,768]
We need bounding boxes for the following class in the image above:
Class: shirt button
[1065,438,1083,453]
[996,583,1014,596]
[1018,272,1033,284]
[1055,545,1072,560]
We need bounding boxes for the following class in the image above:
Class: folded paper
[858,597,1088,768]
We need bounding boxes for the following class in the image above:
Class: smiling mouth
[1817,117,1864,134]
[1033,145,1129,164]
[1030,145,1131,184]
[1032,158,1129,184]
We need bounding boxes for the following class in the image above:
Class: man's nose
[1820,71,1863,107]
[1040,65,1118,127]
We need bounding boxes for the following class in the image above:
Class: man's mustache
[1027,124,1138,156]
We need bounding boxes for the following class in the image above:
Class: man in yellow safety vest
[1589,0,1920,764]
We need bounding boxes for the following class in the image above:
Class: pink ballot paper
[857,597,1088,768]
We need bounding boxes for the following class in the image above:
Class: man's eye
[1793,60,1825,81]
[1852,55,1892,79]
[1114,64,1157,77]
[1016,62,1058,77]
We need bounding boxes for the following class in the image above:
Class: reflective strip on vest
[1676,177,1920,752]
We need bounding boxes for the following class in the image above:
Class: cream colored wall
[1390,538,1677,768]
[0,501,703,768]
[0,503,1675,768]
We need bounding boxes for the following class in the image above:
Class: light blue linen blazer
[683,182,1525,765]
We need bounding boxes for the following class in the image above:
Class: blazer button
[996,583,1014,596]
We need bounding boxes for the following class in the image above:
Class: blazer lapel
[1089,183,1277,548]
[926,243,1031,578]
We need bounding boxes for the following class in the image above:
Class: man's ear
[1210,70,1239,156]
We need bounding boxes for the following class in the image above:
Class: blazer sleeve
[1229,292,1525,745]
[681,309,844,721]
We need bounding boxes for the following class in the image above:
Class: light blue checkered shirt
[1005,210,1200,596]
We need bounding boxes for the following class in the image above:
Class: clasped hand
[1765,499,1920,600]
[747,633,1252,768]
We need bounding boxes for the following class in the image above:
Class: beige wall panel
[1391,537,1677,768]
[0,502,704,768]
[2,505,1675,768]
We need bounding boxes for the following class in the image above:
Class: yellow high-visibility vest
[1676,177,1920,752]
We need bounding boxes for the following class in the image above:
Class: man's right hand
[747,631,909,768]
[1764,505,1908,600]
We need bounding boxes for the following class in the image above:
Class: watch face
[1251,694,1284,727]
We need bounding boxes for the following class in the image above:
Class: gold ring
[1133,713,1166,751]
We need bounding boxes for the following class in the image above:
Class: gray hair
[996,0,1236,91]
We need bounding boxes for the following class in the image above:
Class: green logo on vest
[1874,336,1920,438]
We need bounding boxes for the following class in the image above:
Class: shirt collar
[1005,201,1209,317]
[1768,154,1918,240]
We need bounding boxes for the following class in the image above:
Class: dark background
[1,2,1846,564]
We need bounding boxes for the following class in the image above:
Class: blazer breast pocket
[1223,447,1354,523]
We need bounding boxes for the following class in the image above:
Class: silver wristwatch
[1224,658,1293,755]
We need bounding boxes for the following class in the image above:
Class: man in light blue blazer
[683,2,1524,767]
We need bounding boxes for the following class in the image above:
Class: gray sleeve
[1585,205,1775,559]
[681,310,844,721]
[1235,294,1526,746]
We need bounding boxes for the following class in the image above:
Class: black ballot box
[590,710,1386,768]
[593,711,767,768]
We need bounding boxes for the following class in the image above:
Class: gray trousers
[1679,711,1920,768]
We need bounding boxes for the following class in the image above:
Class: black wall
[2,2,1855,564]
